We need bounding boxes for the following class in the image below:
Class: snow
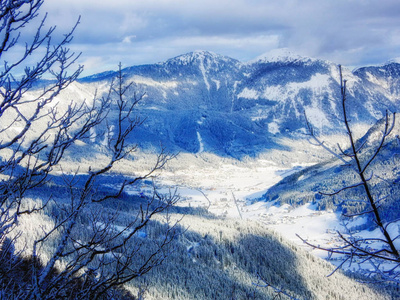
[96,222,146,238]
[89,127,96,143]
[196,131,204,153]
[304,106,330,128]
[198,58,210,91]
[149,160,347,255]
[258,73,332,120]
[364,71,400,102]
[262,73,331,103]
[268,122,280,134]
[146,106,163,110]
[212,79,220,90]
[291,73,331,90]
[28,52,400,279]
[102,125,114,146]
[123,149,395,273]
[237,88,259,99]
[365,101,384,119]
[251,202,343,249]
[131,75,179,89]
[168,50,221,66]
[249,48,314,64]
[366,71,389,89]
[144,156,306,220]
[121,153,288,219]
[261,85,283,101]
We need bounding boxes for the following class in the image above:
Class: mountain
[72,50,400,158]
[8,50,400,298]
[260,112,400,217]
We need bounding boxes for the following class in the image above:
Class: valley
[3,1,400,298]
[3,48,400,298]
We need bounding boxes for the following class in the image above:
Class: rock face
[76,50,400,157]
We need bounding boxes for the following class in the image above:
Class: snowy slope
[70,50,400,158]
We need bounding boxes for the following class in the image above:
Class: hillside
[11,186,398,300]
[66,50,400,158]
[3,50,400,299]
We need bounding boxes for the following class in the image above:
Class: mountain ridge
[70,50,400,158]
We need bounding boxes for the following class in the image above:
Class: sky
[38,0,400,76]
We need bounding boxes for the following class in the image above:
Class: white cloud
[36,0,400,76]
[122,35,137,44]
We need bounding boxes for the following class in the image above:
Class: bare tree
[0,0,85,236]
[0,1,179,299]
[300,65,400,283]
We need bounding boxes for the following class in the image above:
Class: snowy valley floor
[124,151,341,255]
[119,148,400,275]
[44,147,400,299]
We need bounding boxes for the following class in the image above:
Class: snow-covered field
[60,128,399,276]
[123,151,344,255]
[122,149,400,273]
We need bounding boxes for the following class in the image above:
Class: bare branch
[301,65,400,281]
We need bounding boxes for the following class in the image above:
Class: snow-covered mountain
[9,50,400,298]
[74,50,400,158]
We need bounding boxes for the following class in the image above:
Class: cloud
[37,0,400,75]
[122,35,137,44]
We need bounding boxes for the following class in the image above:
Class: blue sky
[41,0,400,76]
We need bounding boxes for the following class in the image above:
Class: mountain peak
[165,50,238,66]
[249,48,319,65]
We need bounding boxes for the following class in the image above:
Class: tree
[300,65,400,283]
[0,1,179,298]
